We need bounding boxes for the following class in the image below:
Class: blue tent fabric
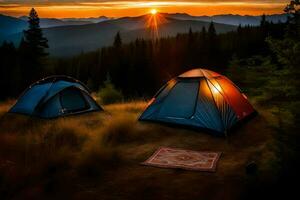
[157,80,199,119]
[40,81,85,104]
[10,83,53,115]
[193,79,225,133]
[139,79,231,134]
[38,94,62,118]
[9,76,102,118]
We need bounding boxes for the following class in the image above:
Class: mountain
[0,14,112,38]
[2,14,236,56]
[18,16,94,28]
[1,12,287,57]
[166,13,289,26]
[39,14,236,56]
[1,13,287,39]
[119,16,236,40]
[0,14,27,37]
[0,14,100,38]
[18,16,112,28]
[61,16,112,23]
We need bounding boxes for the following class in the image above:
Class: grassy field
[0,100,283,200]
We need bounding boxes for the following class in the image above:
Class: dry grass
[0,100,281,200]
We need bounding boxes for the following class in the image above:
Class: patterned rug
[142,147,221,172]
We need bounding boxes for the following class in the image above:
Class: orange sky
[0,1,287,18]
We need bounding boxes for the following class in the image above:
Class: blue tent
[9,76,102,118]
[139,69,256,135]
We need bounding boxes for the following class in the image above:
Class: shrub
[97,79,123,105]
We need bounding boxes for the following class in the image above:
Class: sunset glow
[0,1,287,18]
[150,9,158,15]
[147,10,165,39]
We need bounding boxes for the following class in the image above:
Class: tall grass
[0,100,283,200]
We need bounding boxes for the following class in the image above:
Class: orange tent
[139,68,256,135]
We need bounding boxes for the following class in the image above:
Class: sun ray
[146,9,166,40]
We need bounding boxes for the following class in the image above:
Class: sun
[146,8,167,39]
[150,9,157,15]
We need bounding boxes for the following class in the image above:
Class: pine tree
[260,14,270,38]
[207,22,218,66]
[111,32,124,87]
[237,24,242,33]
[208,22,216,39]
[260,14,267,27]
[19,8,49,83]
[23,8,49,56]
[188,27,195,44]
[285,0,300,38]
[188,27,193,37]
[113,32,122,48]
[186,27,196,68]
[201,26,207,39]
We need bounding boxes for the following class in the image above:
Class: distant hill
[60,16,112,23]
[0,14,27,37]
[18,16,95,28]
[0,14,111,44]
[42,15,236,57]
[1,13,287,57]
[120,16,237,41]
[2,14,236,57]
[1,13,287,37]
[0,14,103,37]
[166,13,289,26]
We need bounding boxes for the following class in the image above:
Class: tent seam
[32,77,57,116]
[205,78,226,132]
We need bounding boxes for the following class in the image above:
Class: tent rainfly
[139,68,256,135]
[9,76,102,118]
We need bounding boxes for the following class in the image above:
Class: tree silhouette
[260,14,267,27]
[285,0,300,38]
[19,8,49,83]
[200,26,207,39]
[207,22,218,65]
[23,8,49,56]
[208,22,217,38]
[113,32,122,48]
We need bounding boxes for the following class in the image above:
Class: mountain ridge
[0,13,287,57]
[40,14,236,56]
[164,13,288,26]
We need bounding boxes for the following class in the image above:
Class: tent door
[157,79,199,119]
[59,88,90,114]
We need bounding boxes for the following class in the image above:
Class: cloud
[0,0,288,8]
[0,0,290,5]
[0,0,287,17]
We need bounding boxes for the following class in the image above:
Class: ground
[0,100,281,200]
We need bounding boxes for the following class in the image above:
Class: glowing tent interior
[139,68,256,135]
[9,76,103,118]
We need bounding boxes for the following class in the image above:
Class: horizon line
[0,1,287,18]
[1,11,286,19]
